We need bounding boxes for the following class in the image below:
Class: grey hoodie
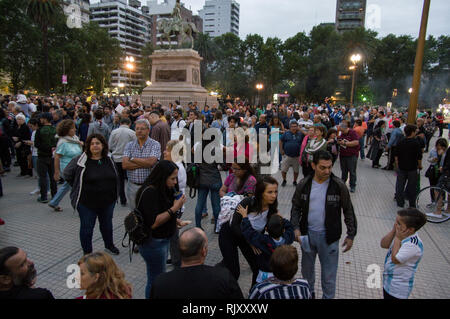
[87,120,111,141]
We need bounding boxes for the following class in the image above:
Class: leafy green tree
[210,33,246,97]
[281,32,310,102]
[194,33,216,87]
[306,25,344,102]
[368,34,416,105]
[0,0,40,94]
[26,0,63,94]
[140,41,154,87]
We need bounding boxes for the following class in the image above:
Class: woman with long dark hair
[135,160,187,299]
[218,176,279,288]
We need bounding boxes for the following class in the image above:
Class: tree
[26,0,63,94]
[281,32,310,102]
[0,0,40,94]
[242,34,265,100]
[306,25,344,102]
[210,33,246,97]
[368,34,416,105]
[259,37,283,102]
[194,33,216,87]
[140,41,154,87]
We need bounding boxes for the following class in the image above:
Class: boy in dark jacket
[238,206,295,283]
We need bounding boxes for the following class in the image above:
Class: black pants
[425,133,433,152]
[169,227,181,268]
[115,162,127,205]
[372,149,383,167]
[218,223,259,288]
[383,289,399,300]
[387,146,396,169]
[17,147,32,176]
[0,136,11,168]
[438,124,444,137]
[395,169,418,208]
[302,161,314,178]
[37,157,57,200]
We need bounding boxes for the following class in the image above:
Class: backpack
[122,186,152,262]
[186,163,200,198]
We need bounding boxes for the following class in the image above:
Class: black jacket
[290,173,357,245]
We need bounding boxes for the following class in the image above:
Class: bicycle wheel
[416,186,450,223]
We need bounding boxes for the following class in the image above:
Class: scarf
[56,135,82,149]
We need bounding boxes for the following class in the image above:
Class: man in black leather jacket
[290,150,357,299]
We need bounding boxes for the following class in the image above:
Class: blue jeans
[77,203,115,254]
[301,230,339,299]
[49,181,71,206]
[359,136,365,159]
[195,183,221,228]
[139,237,170,299]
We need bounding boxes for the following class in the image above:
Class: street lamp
[125,56,135,95]
[350,54,362,106]
[256,83,263,105]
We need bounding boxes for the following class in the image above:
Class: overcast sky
[93,0,449,40]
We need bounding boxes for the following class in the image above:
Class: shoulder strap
[136,185,152,210]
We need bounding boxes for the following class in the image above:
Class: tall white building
[90,0,152,90]
[198,0,239,37]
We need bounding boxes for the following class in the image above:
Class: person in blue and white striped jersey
[381,208,426,299]
[248,245,312,299]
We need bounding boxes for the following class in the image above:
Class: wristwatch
[129,157,134,162]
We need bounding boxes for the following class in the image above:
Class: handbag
[122,186,152,262]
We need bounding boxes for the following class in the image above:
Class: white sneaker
[426,212,445,219]
[30,189,40,195]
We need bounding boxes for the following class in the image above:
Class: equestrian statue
[157,0,198,49]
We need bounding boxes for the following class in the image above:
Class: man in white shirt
[108,117,136,206]
[170,109,186,140]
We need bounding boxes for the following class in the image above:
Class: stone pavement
[0,148,449,299]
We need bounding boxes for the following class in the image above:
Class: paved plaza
[0,148,449,299]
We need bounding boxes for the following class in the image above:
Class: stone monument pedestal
[140,49,217,109]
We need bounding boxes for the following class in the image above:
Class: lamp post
[408,0,431,124]
[350,54,362,106]
[125,56,135,96]
[256,83,263,106]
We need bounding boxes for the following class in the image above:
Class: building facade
[147,0,203,47]
[90,0,152,91]
[198,0,239,37]
[335,0,366,33]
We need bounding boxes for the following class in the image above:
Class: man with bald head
[150,228,243,299]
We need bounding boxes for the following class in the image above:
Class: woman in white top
[163,139,189,267]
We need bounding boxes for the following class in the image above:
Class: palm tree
[194,33,216,86]
[26,0,62,94]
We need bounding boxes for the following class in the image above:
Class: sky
[92,0,450,40]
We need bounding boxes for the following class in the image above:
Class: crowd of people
[0,91,447,300]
